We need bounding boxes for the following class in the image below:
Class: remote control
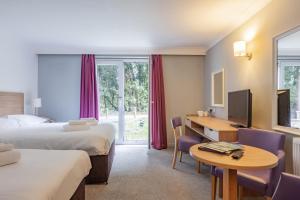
[231,150,244,159]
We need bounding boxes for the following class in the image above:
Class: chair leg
[238,185,243,200]
[218,178,223,198]
[172,143,179,169]
[211,175,217,200]
[179,151,183,162]
[197,161,201,174]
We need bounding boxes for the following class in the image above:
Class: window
[277,59,300,128]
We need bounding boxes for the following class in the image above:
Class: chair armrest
[266,150,285,197]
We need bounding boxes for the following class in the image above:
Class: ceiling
[0,0,272,54]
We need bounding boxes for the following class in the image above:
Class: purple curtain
[150,55,167,150]
[80,54,99,120]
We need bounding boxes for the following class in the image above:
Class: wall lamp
[233,41,252,60]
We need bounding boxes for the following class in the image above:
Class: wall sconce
[233,41,252,60]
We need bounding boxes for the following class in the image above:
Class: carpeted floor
[86,145,263,200]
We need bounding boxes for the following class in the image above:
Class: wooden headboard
[0,92,24,116]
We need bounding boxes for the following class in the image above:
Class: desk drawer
[204,127,219,141]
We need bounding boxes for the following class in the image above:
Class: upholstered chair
[272,173,300,200]
[211,128,286,200]
[171,116,203,172]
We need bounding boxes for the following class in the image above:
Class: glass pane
[97,64,119,141]
[124,62,149,144]
[278,61,300,128]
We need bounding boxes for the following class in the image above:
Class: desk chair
[211,128,285,200]
[272,173,300,200]
[171,116,203,172]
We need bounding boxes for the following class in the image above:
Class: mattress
[0,122,116,156]
[0,149,91,200]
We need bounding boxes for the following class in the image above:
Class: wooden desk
[190,145,278,200]
[185,116,238,142]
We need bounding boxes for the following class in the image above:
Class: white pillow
[7,115,48,126]
[0,118,20,129]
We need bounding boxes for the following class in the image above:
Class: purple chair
[171,117,203,171]
[272,173,300,200]
[211,128,286,200]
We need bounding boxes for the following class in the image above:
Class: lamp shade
[233,41,247,57]
[33,98,42,108]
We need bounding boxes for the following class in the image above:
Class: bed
[0,92,115,184]
[0,149,91,200]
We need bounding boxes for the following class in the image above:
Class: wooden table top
[186,116,238,132]
[190,144,278,170]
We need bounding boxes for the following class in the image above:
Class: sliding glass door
[96,58,149,144]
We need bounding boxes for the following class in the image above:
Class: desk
[185,116,238,142]
[190,144,278,200]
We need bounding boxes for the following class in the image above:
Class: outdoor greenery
[97,62,149,143]
[97,62,149,114]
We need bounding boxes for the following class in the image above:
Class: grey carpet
[86,145,264,200]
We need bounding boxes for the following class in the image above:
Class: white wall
[0,33,37,114]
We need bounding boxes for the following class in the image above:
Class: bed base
[70,179,85,200]
[86,140,115,184]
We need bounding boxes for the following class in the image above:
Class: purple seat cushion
[178,135,201,153]
[213,167,271,194]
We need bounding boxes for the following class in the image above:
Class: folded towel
[69,120,88,126]
[0,149,21,167]
[80,118,98,126]
[0,143,14,152]
[63,124,90,132]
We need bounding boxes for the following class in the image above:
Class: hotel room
[1,0,300,200]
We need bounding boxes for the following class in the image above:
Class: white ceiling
[0,0,271,55]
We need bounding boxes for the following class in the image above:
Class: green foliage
[97,62,149,114]
[283,65,300,116]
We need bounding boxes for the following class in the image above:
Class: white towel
[80,118,98,126]
[0,143,14,152]
[63,124,90,132]
[69,120,88,126]
[0,149,21,167]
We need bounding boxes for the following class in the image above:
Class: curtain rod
[95,55,150,60]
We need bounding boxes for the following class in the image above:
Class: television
[277,89,290,127]
[228,89,252,128]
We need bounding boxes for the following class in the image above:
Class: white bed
[0,122,115,156]
[0,149,91,200]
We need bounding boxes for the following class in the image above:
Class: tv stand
[230,124,246,128]
[185,116,238,142]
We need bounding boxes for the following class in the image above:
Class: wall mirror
[275,27,300,129]
[211,68,224,107]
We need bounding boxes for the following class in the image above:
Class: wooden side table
[190,144,278,200]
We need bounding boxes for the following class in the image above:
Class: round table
[190,144,278,200]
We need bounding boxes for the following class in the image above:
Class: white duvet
[0,122,116,156]
[0,149,91,200]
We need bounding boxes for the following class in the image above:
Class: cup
[203,111,209,117]
[197,111,204,117]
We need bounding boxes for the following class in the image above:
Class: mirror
[276,27,300,128]
[212,69,224,107]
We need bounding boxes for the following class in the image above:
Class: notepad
[198,142,243,155]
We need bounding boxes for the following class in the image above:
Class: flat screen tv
[228,89,252,128]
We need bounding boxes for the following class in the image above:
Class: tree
[97,62,149,115]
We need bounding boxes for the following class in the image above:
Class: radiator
[293,138,300,175]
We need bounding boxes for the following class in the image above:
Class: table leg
[223,168,237,200]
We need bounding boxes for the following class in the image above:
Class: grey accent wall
[38,55,81,122]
